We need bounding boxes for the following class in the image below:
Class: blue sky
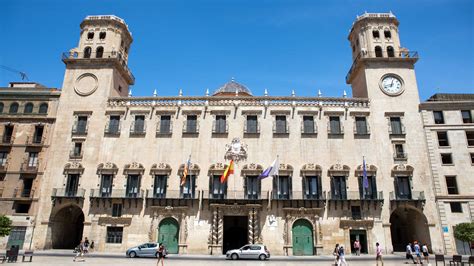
[0,0,473,100]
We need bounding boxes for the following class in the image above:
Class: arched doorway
[158,218,179,254]
[390,207,431,251]
[51,205,84,249]
[292,219,314,255]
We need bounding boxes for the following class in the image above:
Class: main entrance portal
[223,216,248,254]
[390,207,431,251]
[350,230,368,254]
[292,219,314,255]
[158,218,179,254]
[51,205,84,249]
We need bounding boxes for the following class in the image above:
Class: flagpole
[276,155,279,200]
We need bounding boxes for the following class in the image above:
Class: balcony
[346,50,419,83]
[271,191,326,209]
[90,189,143,207]
[69,149,83,159]
[301,122,318,135]
[389,191,425,209]
[72,122,88,135]
[12,188,35,200]
[156,120,173,136]
[212,121,229,135]
[51,188,86,205]
[62,51,135,84]
[182,121,199,134]
[202,190,270,205]
[393,152,408,161]
[129,121,146,136]
[243,122,260,135]
[0,135,14,146]
[20,162,39,174]
[104,121,121,135]
[146,189,198,207]
[26,135,45,146]
[273,124,289,135]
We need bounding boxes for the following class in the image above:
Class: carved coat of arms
[225,138,248,163]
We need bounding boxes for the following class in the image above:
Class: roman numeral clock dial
[379,74,404,96]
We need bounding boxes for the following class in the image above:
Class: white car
[226,244,270,260]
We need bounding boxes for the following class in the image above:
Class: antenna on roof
[0,65,29,81]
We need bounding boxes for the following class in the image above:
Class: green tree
[454,222,474,255]
[0,215,12,237]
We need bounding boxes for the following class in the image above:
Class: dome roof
[213,79,253,96]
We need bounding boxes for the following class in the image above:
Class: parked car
[226,244,270,260]
[126,242,160,258]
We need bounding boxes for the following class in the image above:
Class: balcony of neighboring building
[62,50,135,85]
[25,135,45,147]
[346,50,419,84]
[146,189,199,208]
[0,134,14,147]
[12,188,36,201]
[19,161,40,174]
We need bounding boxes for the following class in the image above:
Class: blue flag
[363,158,369,189]
[259,158,279,179]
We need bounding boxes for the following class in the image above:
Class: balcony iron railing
[301,121,318,134]
[202,190,270,200]
[353,121,371,135]
[156,120,173,135]
[212,121,229,134]
[130,121,146,135]
[393,152,408,160]
[272,123,289,134]
[182,121,200,134]
[346,191,384,201]
[69,149,83,159]
[388,124,406,135]
[52,188,86,198]
[90,188,144,199]
[244,122,260,134]
[13,188,34,199]
[104,121,121,135]
[20,162,39,173]
[72,121,88,135]
[327,122,344,135]
[389,191,425,201]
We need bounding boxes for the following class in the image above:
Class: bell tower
[62,15,134,100]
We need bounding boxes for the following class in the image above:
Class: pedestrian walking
[422,243,429,264]
[406,242,416,263]
[414,241,421,264]
[84,237,90,254]
[337,245,348,266]
[353,239,361,256]
[156,243,165,266]
[333,244,340,266]
[375,242,384,266]
[73,240,86,262]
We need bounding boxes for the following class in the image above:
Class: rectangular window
[441,153,453,165]
[112,203,122,217]
[245,115,258,134]
[3,125,14,143]
[437,131,449,147]
[181,175,195,199]
[33,126,44,143]
[445,176,459,194]
[107,115,120,134]
[372,30,380,39]
[185,115,197,133]
[355,116,368,135]
[331,176,347,200]
[329,116,342,134]
[159,115,171,134]
[14,203,30,214]
[302,116,316,134]
[394,144,406,159]
[65,174,80,197]
[433,111,445,124]
[395,176,411,199]
[0,152,8,166]
[106,227,123,243]
[72,142,82,157]
[22,179,33,197]
[304,176,320,199]
[126,175,140,197]
[351,206,362,220]
[461,110,472,123]
[384,30,392,39]
[100,174,113,197]
[466,131,474,146]
[154,175,167,198]
[470,153,474,164]
[276,176,290,199]
[246,175,260,199]
[214,115,227,133]
[275,115,288,134]
[75,116,88,134]
[132,115,145,133]
[389,117,403,135]
[450,202,462,213]
[211,175,226,199]
[28,152,39,167]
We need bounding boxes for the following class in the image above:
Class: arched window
[0,102,4,113]
[87,32,94,40]
[99,32,106,40]
[39,103,48,114]
[96,46,104,58]
[387,46,395,57]
[372,30,380,39]
[375,46,383,58]
[384,30,392,39]
[24,102,34,114]
[84,47,92,58]
[9,102,19,114]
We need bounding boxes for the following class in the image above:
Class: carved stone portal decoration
[63,162,84,174]
[224,138,248,163]
[248,209,260,244]
[391,163,414,176]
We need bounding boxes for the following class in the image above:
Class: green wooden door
[7,227,26,249]
[292,219,313,256]
[158,218,179,254]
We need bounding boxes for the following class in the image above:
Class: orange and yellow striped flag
[220,160,234,184]
[180,156,191,186]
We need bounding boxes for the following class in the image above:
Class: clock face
[380,75,403,95]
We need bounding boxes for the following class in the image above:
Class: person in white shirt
[375,242,383,266]
[406,243,415,263]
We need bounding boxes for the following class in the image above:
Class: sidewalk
[32,249,411,261]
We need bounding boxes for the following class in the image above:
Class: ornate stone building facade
[0,82,60,249]
[420,94,474,255]
[0,13,450,255]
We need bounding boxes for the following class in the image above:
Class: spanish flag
[220,160,234,184]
